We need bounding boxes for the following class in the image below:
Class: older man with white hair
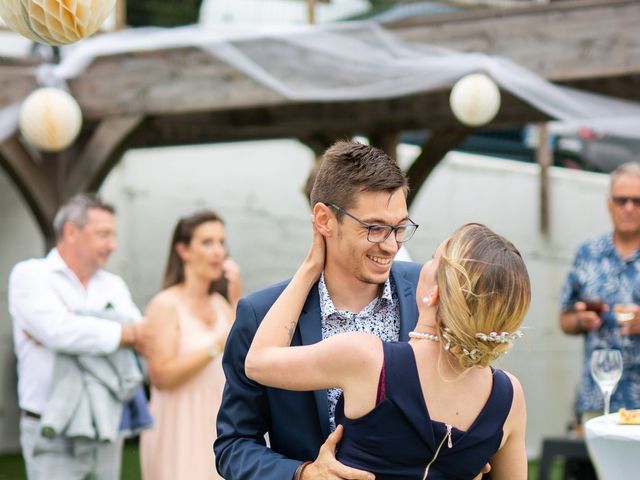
[560,161,640,425]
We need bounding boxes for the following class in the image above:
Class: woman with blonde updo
[246,223,530,479]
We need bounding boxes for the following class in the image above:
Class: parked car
[403,123,640,174]
[548,123,640,173]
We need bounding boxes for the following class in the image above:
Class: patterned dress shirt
[559,232,640,413]
[318,273,400,431]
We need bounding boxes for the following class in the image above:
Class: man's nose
[379,231,400,253]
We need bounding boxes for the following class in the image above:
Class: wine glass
[590,349,623,416]
[614,304,635,347]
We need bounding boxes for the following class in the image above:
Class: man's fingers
[322,424,343,452]
[331,462,374,480]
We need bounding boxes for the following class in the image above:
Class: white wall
[0,140,611,457]
[0,171,44,451]
[201,0,369,25]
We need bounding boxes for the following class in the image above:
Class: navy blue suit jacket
[215,261,421,480]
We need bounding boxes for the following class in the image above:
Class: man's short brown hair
[309,140,409,215]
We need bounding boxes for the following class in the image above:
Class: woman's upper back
[335,341,514,480]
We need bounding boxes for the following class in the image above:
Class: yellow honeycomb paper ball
[0,0,116,46]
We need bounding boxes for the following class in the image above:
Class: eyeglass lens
[612,196,640,207]
[368,224,417,243]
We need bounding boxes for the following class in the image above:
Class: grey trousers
[20,415,124,480]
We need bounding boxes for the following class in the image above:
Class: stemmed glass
[590,349,623,416]
[613,304,635,348]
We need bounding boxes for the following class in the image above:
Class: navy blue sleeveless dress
[334,341,514,480]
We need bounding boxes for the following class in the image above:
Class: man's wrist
[120,324,137,347]
[294,461,312,480]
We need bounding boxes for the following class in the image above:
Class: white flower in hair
[462,348,478,360]
[475,331,523,344]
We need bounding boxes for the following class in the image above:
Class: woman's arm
[222,257,243,313]
[215,292,236,340]
[145,294,225,390]
[245,230,380,396]
[487,372,527,480]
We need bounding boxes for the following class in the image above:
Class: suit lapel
[392,265,419,341]
[298,283,331,439]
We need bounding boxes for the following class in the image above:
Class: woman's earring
[422,295,432,306]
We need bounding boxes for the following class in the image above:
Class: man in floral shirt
[559,162,640,422]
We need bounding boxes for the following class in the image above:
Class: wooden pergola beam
[126,90,547,148]
[389,0,640,82]
[65,114,145,195]
[0,137,57,242]
[406,128,470,208]
[0,0,636,247]
[369,132,400,161]
[1,2,635,121]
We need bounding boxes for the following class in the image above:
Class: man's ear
[313,203,334,238]
[62,222,78,243]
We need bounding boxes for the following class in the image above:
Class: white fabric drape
[2,21,640,143]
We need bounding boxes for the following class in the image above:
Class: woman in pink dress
[140,210,242,480]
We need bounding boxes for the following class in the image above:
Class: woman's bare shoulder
[502,370,527,429]
[503,371,525,402]
[146,288,180,319]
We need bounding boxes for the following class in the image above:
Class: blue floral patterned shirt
[318,273,400,431]
[559,232,640,413]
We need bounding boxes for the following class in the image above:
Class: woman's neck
[180,270,212,299]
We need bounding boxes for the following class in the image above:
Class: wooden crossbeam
[65,114,145,195]
[406,128,470,208]
[0,137,57,242]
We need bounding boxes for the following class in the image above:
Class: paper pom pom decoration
[19,87,82,152]
[449,73,501,127]
[0,0,116,46]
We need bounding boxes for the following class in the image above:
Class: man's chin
[617,226,640,236]
[95,257,111,269]
[358,269,392,285]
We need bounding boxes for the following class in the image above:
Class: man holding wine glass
[559,161,640,426]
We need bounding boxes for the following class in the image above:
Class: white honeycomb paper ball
[449,73,501,127]
[19,87,82,152]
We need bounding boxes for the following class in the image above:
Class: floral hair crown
[441,329,524,361]
[475,331,524,344]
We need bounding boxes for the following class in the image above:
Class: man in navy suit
[215,140,422,480]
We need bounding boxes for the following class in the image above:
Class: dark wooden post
[369,132,399,161]
[536,123,552,236]
[0,115,144,250]
[405,128,469,208]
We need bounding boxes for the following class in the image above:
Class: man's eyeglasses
[328,203,419,244]
[611,196,640,207]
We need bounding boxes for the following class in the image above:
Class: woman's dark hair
[163,210,225,291]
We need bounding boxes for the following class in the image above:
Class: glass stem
[604,391,612,416]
